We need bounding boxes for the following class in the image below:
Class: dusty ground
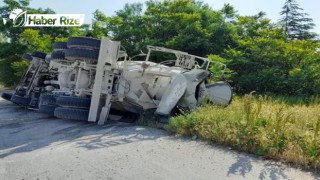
[0,91,319,180]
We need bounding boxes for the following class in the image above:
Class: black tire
[39,104,57,115]
[10,94,31,106]
[39,94,57,105]
[56,96,91,109]
[67,37,101,50]
[53,42,67,51]
[32,51,47,59]
[64,48,99,64]
[29,97,39,108]
[22,53,33,61]
[51,51,65,61]
[15,88,26,96]
[54,107,89,121]
[1,92,12,101]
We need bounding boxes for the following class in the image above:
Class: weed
[168,94,320,170]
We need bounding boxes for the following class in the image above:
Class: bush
[169,94,320,170]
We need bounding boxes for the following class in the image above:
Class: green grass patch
[168,94,320,170]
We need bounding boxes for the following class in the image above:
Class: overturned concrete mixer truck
[1,37,233,124]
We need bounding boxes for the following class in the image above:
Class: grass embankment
[168,94,320,170]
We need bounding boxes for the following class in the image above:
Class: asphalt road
[0,93,319,180]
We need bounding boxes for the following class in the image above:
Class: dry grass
[168,94,320,170]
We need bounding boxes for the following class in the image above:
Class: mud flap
[206,81,232,106]
[155,74,187,116]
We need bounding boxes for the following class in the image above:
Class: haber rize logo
[3,8,85,27]
[3,8,27,27]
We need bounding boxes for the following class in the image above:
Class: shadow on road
[258,162,289,180]
[1,98,319,179]
[227,154,294,179]
[0,99,165,158]
[227,155,253,177]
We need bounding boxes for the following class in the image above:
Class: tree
[107,3,147,55]
[105,0,229,56]
[20,29,52,53]
[0,42,27,86]
[143,0,226,56]
[220,3,237,22]
[218,12,320,95]
[280,0,316,40]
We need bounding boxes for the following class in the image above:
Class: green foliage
[102,0,231,56]
[20,29,52,53]
[85,10,109,39]
[11,60,29,77]
[219,13,320,95]
[280,0,317,40]
[0,42,27,86]
[108,3,146,55]
[208,54,232,81]
[0,29,54,87]
[169,94,320,170]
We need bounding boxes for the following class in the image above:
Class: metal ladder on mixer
[88,37,121,125]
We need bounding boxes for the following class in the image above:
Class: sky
[1,0,320,33]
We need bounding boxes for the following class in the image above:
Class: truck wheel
[15,89,26,96]
[39,94,57,105]
[54,107,89,121]
[67,37,101,50]
[56,96,91,109]
[65,48,99,64]
[22,53,33,61]
[39,104,57,115]
[32,51,47,59]
[1,92,12,101]
[10,94,31,106]
[29,97,39,108]
[53,42,67,51]
[51,51,65,61]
